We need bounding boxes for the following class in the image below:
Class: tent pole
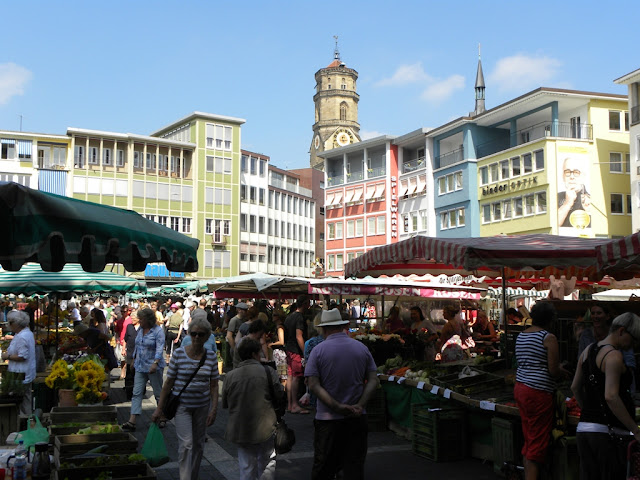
[502,267,509,367]
[55,294,59,352]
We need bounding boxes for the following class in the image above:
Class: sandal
[121,421,136,432]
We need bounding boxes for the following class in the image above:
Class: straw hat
[319,309,349,327]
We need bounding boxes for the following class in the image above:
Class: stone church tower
[309,39,361,169]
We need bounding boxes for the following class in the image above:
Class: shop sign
[390,176,398,238]
[144,264,185,279]
[481,176,538,197]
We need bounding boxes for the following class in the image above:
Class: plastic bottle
[13,440,27,479]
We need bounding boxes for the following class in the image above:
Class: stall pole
[501,268,509,367]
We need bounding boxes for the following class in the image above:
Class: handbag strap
[175,350,207,398]
[263,364,282,421]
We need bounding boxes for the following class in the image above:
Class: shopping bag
[15,415,49,450]
[141,423,170,467]
[274,419,295,454]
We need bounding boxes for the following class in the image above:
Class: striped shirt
[167,347,219,408]
[515,330,555,392]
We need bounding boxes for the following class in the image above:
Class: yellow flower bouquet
[45,355,107,404]
[45,359,76,389]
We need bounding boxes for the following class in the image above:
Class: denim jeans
[174,402,209,480]
[237,436,276,480]
[130,369,163,416]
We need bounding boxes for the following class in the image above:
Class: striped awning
[344,234,614,281]
[38,169,67,196]
[0,139,15,145]
[0,263,146,295]
[597,231,640,280]
[17,140,32,156]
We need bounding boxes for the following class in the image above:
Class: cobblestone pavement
[106,370,501,479]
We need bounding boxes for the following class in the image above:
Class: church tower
[473,46,486,116]
[310,37,361,170]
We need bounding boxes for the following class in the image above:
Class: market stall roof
[157,280,208,295]
[0,263,147,295]
[597,231,640,280]
[309,276,486,300]
[345,234,614,281]
[0,181,199,273]
[591,289,640,301]
[207,272,309,298]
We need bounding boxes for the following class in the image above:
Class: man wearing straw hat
[305,309,379,480]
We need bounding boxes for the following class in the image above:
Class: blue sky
[0,1,638,170]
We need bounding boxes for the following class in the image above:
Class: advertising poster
[557,146,592,237]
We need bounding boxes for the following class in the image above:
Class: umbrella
[207,273,309,298]
[0,263,147,295]
[0,182,199,272]
[344,234,613,281]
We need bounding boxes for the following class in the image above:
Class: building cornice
[150,111,246,136]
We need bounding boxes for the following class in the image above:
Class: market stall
[207,272,309,299]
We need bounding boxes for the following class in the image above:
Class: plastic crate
[411,404,466,462]
[491,417,523,475]
[366,386,386,416]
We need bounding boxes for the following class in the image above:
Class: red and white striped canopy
[597,232,640,280]
[344,234,614,281]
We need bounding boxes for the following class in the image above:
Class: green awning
[0,263,147,295]
[158,281,208,295]
[0,182,199,273]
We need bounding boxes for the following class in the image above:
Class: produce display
[59,453,146,469]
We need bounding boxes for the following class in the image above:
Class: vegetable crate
[366,386,388,432]
[411,404,466,462]
[54,463,156,480]
[50,405,117,424]
[54,432,138,463]
[491,417,523,475]
[432,369,505,396]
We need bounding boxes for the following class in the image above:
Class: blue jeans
[131,369,163,416]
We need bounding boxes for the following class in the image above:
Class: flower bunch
[45,359,76,389]
[74,356,107,404]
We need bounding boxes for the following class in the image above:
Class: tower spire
[474,43,486,115]
[333,35,340,61]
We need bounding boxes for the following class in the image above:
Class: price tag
[397,377,406,384]
[387,375,395,382]
[480,401,496,411]
[417,381,425,390]
[443,389,452,399]
[430,385,439,394]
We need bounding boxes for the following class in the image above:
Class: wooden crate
[54,463,156,480]
[432,369,504,396]
[54,432,138,462]
[50,405,117,424]
[0,403,19,446]
[48,423,121,444]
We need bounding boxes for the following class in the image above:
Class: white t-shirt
[7,329,36,384]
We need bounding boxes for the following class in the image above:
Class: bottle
[13,440,27,480]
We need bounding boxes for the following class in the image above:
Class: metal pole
[502,267,509,367]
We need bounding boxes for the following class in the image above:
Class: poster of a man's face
[557,147,591,236]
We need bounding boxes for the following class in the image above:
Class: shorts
[514,382,554,463]
[273,348,288,380]
[286,351,304,378]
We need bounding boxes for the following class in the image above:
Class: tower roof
[475,58,485,89]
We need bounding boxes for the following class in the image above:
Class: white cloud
[360,129,386,140]
[376,62,432,87]
[488,54,562,92]
[420,74,465,103]
[0,63,32,105]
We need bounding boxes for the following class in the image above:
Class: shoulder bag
[163,350,207,420]
[263,365,295,454]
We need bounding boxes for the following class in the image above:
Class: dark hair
[530,302,556,328]
[506,308,523,318]
[410,306,425,322]
[137,308,156,328]
[238,337,261,361]
[296,294,310,307]
[591,303,613,326]
[93,308,107,324]
[246,306,259,321]
[248,319,266,334]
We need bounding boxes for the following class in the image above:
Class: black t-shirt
[284,311,307,355]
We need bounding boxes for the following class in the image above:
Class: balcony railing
[346,171,364,182]
[327,175,344,186]
[436,148,463,168]
[368,166,386,178]
[632,105,640,126]
[402,157,425,173]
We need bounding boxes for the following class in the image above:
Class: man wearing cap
[305,309,379,479]
[284,294,310,414]
[226,303,248,369]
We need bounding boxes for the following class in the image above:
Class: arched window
[341,78,347,90]
[327,77,332,90]
[340,102,347,121]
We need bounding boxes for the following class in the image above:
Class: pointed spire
[474,43,486,115]
[333,35,340,62]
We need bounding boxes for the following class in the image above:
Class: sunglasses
[189,331,207,338]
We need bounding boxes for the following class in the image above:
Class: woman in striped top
[514,302,569,480]
[152,317,219,480]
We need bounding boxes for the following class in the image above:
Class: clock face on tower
[314,135,320,150]
[336,132,350,147]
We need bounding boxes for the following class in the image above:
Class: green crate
[411,405,466,462]
[492,417,523,475]
[366,387,386,416]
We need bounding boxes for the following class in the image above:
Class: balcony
[436,147,463,168]
[368,166,386,178]
[346,171,364,182]
[327,175,344,186]
[402,157,425,174]
[632,105,640,126]
[475,121,593,160]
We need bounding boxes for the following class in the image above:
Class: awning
[417,177,427,193]
[325,193,335,206]
[407,182,417,195]
[333,191,343,205]
[399,183,408,197]
[597,231,640,280]
[365,186,376,200]
[207,272,309,298]
[352,188,364,202]
[344,189,355,203]
[374,184,385,199]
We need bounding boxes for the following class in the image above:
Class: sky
[0,1,639,171]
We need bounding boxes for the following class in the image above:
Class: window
[480,166,488,185]
[347,220,355,238]
[500,160,509,180]
[240,185,247,201]
[206,124,233,150]
[259,188,265,205]
[102,148,111,166]
[609,111,625,131]
[89,147,98,165]
[336,254,344,271]
[268,219,273,236]
[117,149,124,167]
[412,213,418,231]
[377,215,386,234]
[438,171,463,194]
[524,194,535,216]
[250,156,257,175]
[610,152,623,173]
[626,153,631,173]
[355,219,364,237]
[287,196,292,213]
[534,150,544,171]
[250,215,257,233]
[241,155,248,172]
[368,217,376,236]
[627,194,632,215]
[454,172,463,190]
[205,219,212,235]
[403,214,409,233]
[259,159,266,176]
[492,202,501,221]
[292,224,297,240]
[287,222,291,239]
[274,192,280,210]
[17,140,31,160]
[170,217,180,231]
[420,211,428,231]
[457,208,465,226]
[482,205,491,224]
[490,163,499,183]
[511,157,521,176]
[240,214,247,232]
[74,145,85,168]
[223,220,230,236]
[513,197,523,217]
[293,198,298,214]
[274,220,279,237]
[157,216,168,227]
[328,223,335,240]
[327,255,334,271]
[440,211,451,230]
[611,193,624,214]
[213,220,222,243]
[536,192,547,213]
[502,200,512,219]
[523,153,532,174]
[249,186,256,203]
[259,216,265,234]
[335,221,343,239]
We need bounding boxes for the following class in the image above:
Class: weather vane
[334,35,340,61]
